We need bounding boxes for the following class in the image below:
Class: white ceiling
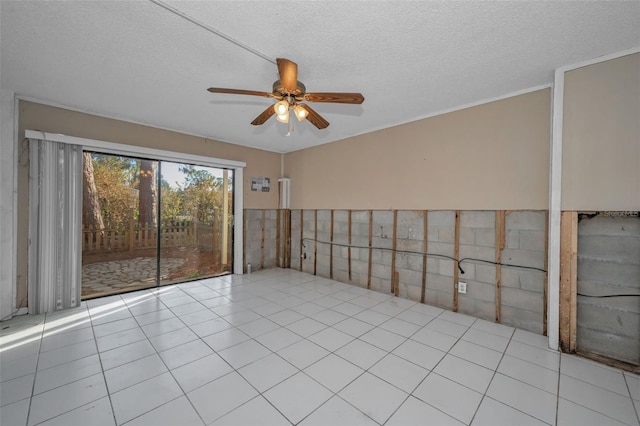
[1,1,639,153]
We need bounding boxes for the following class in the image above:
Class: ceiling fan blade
[276,58,298,92]
[300,104,329,129]
[304,92,365,104]
[207,87,274,98]
[250,105,276,126]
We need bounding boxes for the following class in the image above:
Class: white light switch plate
[458,282,467,294]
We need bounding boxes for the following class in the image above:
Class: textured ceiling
[1,1,639,153]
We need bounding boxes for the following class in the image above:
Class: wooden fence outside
[82,217,222,253]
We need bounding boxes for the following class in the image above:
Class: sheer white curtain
[28,138,83,314]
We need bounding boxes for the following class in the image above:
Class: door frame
[25,130,246,275]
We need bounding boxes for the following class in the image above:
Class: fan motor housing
[273,80,306,97]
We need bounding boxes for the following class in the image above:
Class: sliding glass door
[158,161,233,286]
[81,152,233,299]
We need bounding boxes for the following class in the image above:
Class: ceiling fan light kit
[274,100,289,115]
[293,104,308,122]
[207,58,364,131]
[276,110,289,123]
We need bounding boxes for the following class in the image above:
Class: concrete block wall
[290,210,302,270]
[331,210,350,284]
[577,214,640,365]
[424,211,455,310]
[394,211,426,302]
[271,209,548,336]
[457,211,496,322]
[350,211,371,288]
[369,210,395,294]
[315,210,331,278]
[301,210,316,275]
[501,211,547,334]
[244,209,278,272]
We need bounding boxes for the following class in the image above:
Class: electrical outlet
[458,281,467,294]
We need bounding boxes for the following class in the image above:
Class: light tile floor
[1,268,639,426]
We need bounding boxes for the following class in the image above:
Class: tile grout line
[114,274,382,421]
[624,372,640,425]
[94,294,125,426]
[8,269,636,426]
[467,325,516,426]
[107,284,234,424]
[96,290,194,425]
[197,277,311,425]
[28,304,110,426]
[12,272,410,422]
[475,329,560,426]
[381,314,480,425]
[160,275,327,424]
[215,272,536,420]
[125,288,212,426]
[24,315,46,426]
[261,284,390,424]
[555,359,640,426]
[557,359,638,398]
[219,278,401,425]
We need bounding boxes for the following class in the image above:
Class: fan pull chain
[286,106,294,136]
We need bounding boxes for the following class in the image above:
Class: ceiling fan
[207,58,364,130]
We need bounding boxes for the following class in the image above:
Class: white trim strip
[547,69,564,351]
[233,168,244,275]
[285,83,553,153]
[546,46,639,351]
[555,46,640,74]
[20,84,552,156]
[16,95,275,153]
[25,130,246,169]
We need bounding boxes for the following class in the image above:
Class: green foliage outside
[90,154,232,229]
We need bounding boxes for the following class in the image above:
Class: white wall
[562,53,640,210]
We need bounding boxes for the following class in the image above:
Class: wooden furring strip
[313,210,318,275]
[276,209,281,268]
[391,210,398,293]
[330,209,334,279]
[299,209,304,271]
[543,210,549,336]
[285,209,291,268]
[394,273,398,296]
[367,210,373,289]
[421,210,428,304]
[453,210,460,312]
[242,209,246,273]
[495,210,506,323]
[261,210,265,269]
[348,210,352,281]
[559,211,578,352]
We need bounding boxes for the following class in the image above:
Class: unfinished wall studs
[258,208,550,339]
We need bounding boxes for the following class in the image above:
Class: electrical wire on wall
[576,293,640,298]
[300,237,640,298]
[301,237,546,274]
